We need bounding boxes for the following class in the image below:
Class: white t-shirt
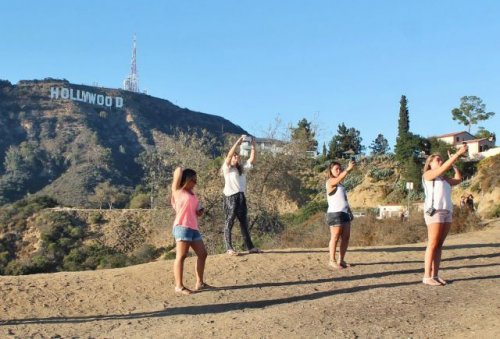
[326,182,349,213]
[423,176,453,212]
[222,161,253,196]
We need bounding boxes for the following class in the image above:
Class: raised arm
[327,160,355,192]
[248,138,257,165]
[225,135,244,165]
[446,165,463,186]
[445,150,463,186]
[172,166,183,194]
[423,144,468,181]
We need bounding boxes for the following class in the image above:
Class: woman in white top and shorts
[422,143,468,286]
[326,160,355,269]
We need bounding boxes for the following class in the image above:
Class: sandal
[422,277,441,286]
[433,276,447,285]
[249,248,263,254]
[174,286,193,295]
[226,249,240,256]
[195,282,215,291]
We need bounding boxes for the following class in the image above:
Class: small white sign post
[405,182,414,219]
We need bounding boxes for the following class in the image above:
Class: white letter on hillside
[115,97,124,108]
[105,96,112,107]
[88,92,96,104]
[61,88,70,99]
[81,91,90,103]
[50,87,59,99]
[97,95,104,105]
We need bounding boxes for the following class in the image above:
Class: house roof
[434,131,474,139]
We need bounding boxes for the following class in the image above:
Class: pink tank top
[171,190,199,230]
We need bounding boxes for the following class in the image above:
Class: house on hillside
[435,131,497,159]
[254,138,318,158]
[377,204,404,219]
[376,203,424,220]
[255,138,287,155]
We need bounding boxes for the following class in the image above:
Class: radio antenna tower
[123,35,139,92]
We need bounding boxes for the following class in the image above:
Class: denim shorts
[326,212,351,227]
[172,225,202,242]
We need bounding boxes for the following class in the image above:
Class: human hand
[347,160,355,172]
[457,143,468,156]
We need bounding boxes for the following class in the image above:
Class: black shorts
[326,212,351,226]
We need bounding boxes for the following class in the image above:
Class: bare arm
[248,138,257,165]
[446,166,462,186]
[423,144,468,181]
[327,161,355,193]
[171,166,183,195]
[225,135,244,165]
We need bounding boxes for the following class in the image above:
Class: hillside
[0,79,246,206]
[1,222,499,338]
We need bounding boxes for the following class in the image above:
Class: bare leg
[339,223,351,267]
[174,241,192,294]
[329,226,342,268]
[424,223,443,286]
[190,240,208,289]
[434,222,451,284]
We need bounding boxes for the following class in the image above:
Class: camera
[351,156,356,162]
[242,135,253,143]
[426,207,436,216]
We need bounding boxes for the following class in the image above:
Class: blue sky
[1,0,498,150]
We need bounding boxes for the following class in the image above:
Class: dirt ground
[1,220,499,339]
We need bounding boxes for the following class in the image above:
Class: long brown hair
[231,152,243,175]
[180,168,197,188]
[423,154,441,173]
[327,161,342,178]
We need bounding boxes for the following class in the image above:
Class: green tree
[394,95,411,161]
[289,118,318,153]
[88,181,127,209]
[452,96,495,133]
[475,127,496,141]
[369,134,390,155]
[327,123,363,159]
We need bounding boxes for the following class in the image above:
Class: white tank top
[326,182,349,213]
[423,176,453,212]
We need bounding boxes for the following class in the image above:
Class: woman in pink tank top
[171,167,212,295]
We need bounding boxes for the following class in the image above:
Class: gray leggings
[223,192,254,251]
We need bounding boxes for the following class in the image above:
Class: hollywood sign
[50,87,124,108]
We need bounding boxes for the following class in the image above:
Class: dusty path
[1,222,499,338]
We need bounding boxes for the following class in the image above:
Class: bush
[369,168,395,181]
[129,193,151,209]
[62,243,139,271]
[88,212,103,224]
[282,200,327,225]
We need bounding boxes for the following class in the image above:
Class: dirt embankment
[1,221,499,338]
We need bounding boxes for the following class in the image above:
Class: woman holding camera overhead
[422,143,468,286]
[325,159,355,269]
[221,135,262,256]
